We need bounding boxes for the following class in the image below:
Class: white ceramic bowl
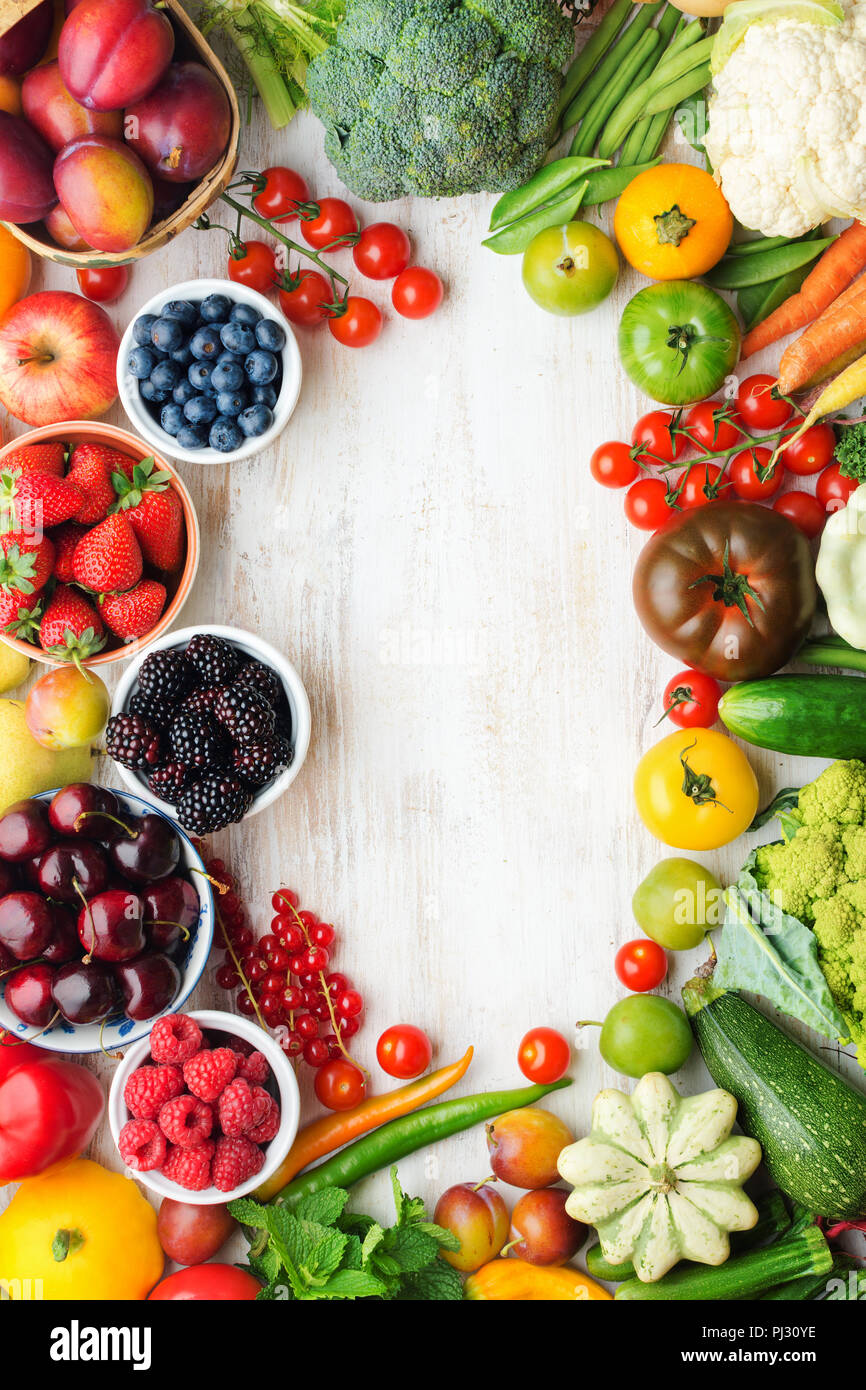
[108,1009,300,1204]
[111,624,311,821]
[0,788,214,1054]
[117,278,303,465]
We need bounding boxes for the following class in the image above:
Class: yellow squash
[464,1258,612,1301]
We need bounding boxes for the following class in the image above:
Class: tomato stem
[679,739,731,813]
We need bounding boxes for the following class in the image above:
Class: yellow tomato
[614,164,733,281]
[634,727,758,851]
[0,74,22,115]
[0,227,31,317]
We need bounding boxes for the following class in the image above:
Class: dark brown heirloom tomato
[633,501,816,681]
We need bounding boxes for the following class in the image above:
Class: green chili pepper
[556,0,634,123]
[572,29,660,158]
[581,160,660,205]
[561,1,663,133]
[488,155,608,232]
[482,181,589,254]
[272,1078,572,1208]
[705,235,836,289]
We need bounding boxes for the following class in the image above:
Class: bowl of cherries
[0,784,213,1053]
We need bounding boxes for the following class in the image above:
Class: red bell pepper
[0,1032,104,1184]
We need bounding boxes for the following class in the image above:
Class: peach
[58,0,174,112]
[44,202,90,251]
[434,1182,509,1272]
[0,112,56,224]
[507,1188,586,1266]
[54,136,153,252]
[486,1107,575,1189]
[22,60,122,152]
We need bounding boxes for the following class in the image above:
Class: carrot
[742,221,866,359]
[777,272,866,394]
[253,1046,474,1199]
[770,351,866,464]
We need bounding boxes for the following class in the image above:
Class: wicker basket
[0,0,240,267]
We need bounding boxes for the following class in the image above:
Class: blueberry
[200,293,232,323]
[210,416,244,452]
[211,359,245,393]
[244,349,278,386]
[173,378,197,406]
[238,403,273,438]
[177,425,207,451]
[132,314,157,347]
[188,361,214,393]
[215,349,243,369]
[150,359,180,393]
[215,389,246,417]
[162,299,199,326]
[190,325,224,360]
[160,403,185,436]
[139,378,171,404]
[151,316,185,353]
[255,318,286,352]
[229,302,262,326]
[184,394,218,426]
[220,321,256,355]
[128,346,158,379]
[171,341,193,368]
[251,384,278,409]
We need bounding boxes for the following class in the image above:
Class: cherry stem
[472,1175,498,1192]
[576,1020,602,1029]
[98,1015,124,1061]
[73,809,137,838]
[72,878,96,962]
[150,918,190,942]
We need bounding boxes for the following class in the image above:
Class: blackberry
[168,712,228,771]
[137,649,198,704]
[176,774,253,835]
[212,684,275,745]
[105,712,162,770]
[185,634,242,687]
[179,685,224,717]
[149,761,192,799]
[233,660,282,707]
[129,689,176,731]
[232,734,292,788]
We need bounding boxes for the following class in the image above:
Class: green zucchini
[614,1226,832,1301]
[761,1254,858,1300]
[683,977,866,1219]
[718,675,866,759]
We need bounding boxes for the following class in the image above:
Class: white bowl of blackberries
[0,785,214,1053]
[109,626,311,836]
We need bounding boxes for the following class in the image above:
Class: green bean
[560,1,663,132]
[620,113,654,165]
[660,13,705,62]
[641,58,712,118]
[616,12,685,164]
[636,107,672,162]
[597,30,665,159]
[600,33,714,150]
[581,159,660,205]
[488,155,608,232]
[571,29,659,157]
[556,0,634,122]
[481,180,589,254]
[704,235,836,289]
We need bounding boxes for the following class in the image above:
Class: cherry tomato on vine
[779,423,835,476]
[614,939,668,993]
[816,462,859,512]
[682,399,740,452]
[252,166,310,223]
[353,221,411,279]
[301,197,358,250]
[590,440,638,489]
[730,446,783,501]
[773,490,825,539]
[517,1027,571,1084]
[392,266,444,319]
[679,462,731,508]
[659,669,722,729]
[228,239,277,294]
[328,296,383,348]
[736,373,792,431]
[624,477,671,530]
[377,1024,432,1079]
[278,269,331,327]
[314,1058,367,1111]
[631,410,684,466]
[76,265,128,303]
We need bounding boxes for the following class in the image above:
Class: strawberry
[71,514,142,594]
[0,442,65,477]
[98,579,166,640]
[51,522,89,585]
[38,585,105,664]
[67,443,134,525]
[111,457,184,571]
[0,470,82,535]
[0,592,42,641]
[0,532,55,599]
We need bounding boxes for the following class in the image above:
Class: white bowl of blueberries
[117,278,303,465]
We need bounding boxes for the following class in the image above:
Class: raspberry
[182,1047,238,1103]
[217,1077,260,1137]
[163,1140,215,1192]
[118,1118,167,1172]
[247,1093,280,1144]
[211,1135,265,1192]
[124,1064,184,1120]
[158,1094,214,1148]
[238,1050,270,1085]
[150,1012,203,1064]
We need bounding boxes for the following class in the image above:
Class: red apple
[22,60,122,152]
[0,291,120,427]
[0,111,56,223]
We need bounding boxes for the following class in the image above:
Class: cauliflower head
[706,0,866,235]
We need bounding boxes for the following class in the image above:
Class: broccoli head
[307,0,573,200]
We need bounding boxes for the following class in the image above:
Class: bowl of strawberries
[0,421,199,667]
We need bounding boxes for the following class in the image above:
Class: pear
[0,699,93,814]
[0,644,30,694]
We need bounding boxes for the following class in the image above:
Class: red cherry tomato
[816,462,859,513]
[148,1264,261,1300]
[353,221,411,279]
[624,477,671,530]
[278,269,331,327]
[590,440,638,489]
[682,399,741,452]
[736,373,792,431]
[301,197,358,250]
[392,266,444,319]
[75,265,129,303]
[729,447,783,501]
[252,166,310,223]
[517,1027,571,1084]
[779,423,836,476]
[614,939,668,993]
[376,1024,432,1079]
[228,239,277,295]
[314,1058,367,1111]
[773,490,826,539]
[660,669,722,729]
[328,296,383,348]
[679,462,731,508]
[631,410,684,466]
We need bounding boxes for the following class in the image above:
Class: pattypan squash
[816,484,866,651]
[558,1072,762,1283]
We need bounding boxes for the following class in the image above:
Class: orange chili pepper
[464,1258,612,1302]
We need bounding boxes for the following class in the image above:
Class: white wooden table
[1,8,859,1275]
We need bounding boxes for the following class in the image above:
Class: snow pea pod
[482,180,589,254]
[581,159,660,205]
[706,235,836,289]
[556,0,634,122]
[737,236,819,333]
[727,235,798,257]
[488,155,607,232]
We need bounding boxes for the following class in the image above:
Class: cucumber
[683,977,866,1219]
[718,675,866,759]
[614,1226,831,1301]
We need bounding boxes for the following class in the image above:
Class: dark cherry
[52,958,117,1024]
[36,840,109,903]
[0,799,53,862]
[114,953,181,1021]
[0,862,17,896]
[0,891,55,960]
[48,784,122,841]
[5,962,56,1028]
[43,903,82,965]
[142,876,199,951]
[108,815,180,884]
[0,940,13,974]
[77,889,145,962]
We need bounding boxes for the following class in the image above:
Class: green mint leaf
[263,1207,317,1294]
[303,1226,347,1283]
[339,1211,377,1237]
[255,1281,284,1301]
[389,1167,426,1227]
[341,1233,364,1271]
[228,1197,271,1230]
[389,1166,405,1223]
[247,1246,282,1286]
[361,1223,385,1266]
[382,1225,440,1273]
[400,1261,465,1301]
[306,1269,389,1300]
[294,1187,349,1227]
[417,1220,462,1253]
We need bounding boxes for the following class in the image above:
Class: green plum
[632,857,723,951]
[594,995,692,1078]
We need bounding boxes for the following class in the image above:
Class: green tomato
[522,221,618,317]
[618,280,741,405]
[597,995,693,1078]
[633,857,724,951]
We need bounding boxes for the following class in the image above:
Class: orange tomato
[0,74,22,115]
[0,227,32,317]
[614,164,733,281]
